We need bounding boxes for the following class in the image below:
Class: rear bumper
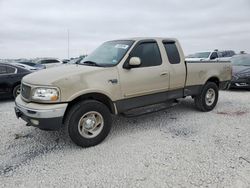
[15,95,68,130]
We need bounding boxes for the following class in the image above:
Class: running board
[121,100,179,118]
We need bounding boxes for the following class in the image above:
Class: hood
[232,65,250,78]
[22,64,102,85]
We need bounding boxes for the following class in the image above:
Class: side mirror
[129,57,141,67]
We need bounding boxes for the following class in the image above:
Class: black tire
[194,82,219,112]
[65,100,112,147]
[13,84,21,98]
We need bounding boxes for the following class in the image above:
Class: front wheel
[194,82,219,112]
[65,100,112,147]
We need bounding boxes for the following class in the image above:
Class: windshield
[80,40,134,67]
[231,55,250,66]
[187,52,211,58]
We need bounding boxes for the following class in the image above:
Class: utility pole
[67,29,70,59]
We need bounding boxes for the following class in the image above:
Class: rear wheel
[13,84,21,98]
[194,82,219,112]
[66,100,112,147]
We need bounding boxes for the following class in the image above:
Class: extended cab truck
[15,38,232,147]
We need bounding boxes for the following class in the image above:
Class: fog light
[30,119,39,125]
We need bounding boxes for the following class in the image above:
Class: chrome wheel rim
[205,88,216,106]
[78,111,104,138]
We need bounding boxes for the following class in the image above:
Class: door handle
[160,72,168,76]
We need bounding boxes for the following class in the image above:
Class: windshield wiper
[81,61,102,67]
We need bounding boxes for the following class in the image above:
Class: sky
[0,0,250,59]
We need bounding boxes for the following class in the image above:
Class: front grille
[21,83,31,100]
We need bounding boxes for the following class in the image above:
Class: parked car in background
[68,58,80,64]
[11,62,39,71]
[230,54,250,89]
[218,50,236,61]
[68,56,86,64]
[36,58,63,68]
[62,59,70,64]
[186,50,236,61]
[16,61,46,70]
[0,63,32,98]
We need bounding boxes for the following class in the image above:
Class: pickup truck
[15,38,232,147]
[186,50,236,61]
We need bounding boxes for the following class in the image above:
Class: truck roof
[115,37,178,41]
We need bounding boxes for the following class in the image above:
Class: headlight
[32,87,60,102]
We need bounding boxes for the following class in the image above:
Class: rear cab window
[162,40,181,64]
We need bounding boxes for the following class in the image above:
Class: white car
[36,58,63,68]
[186,50,236,61]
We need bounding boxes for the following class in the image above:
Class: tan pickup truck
[15,38,231,147]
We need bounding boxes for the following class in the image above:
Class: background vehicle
[11,62,38,71]
[186,50,236,61]
[218,50,236,61]
[0,63,32,98]
[68,56,86,64]
[62,59,70,64]
[16,61,46,70]
[230,54,250,89]
[15,38,232,147]
[36,58,63,68]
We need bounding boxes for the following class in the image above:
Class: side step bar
[121,100,179,118]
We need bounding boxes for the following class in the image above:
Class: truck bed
[185,61,231,87]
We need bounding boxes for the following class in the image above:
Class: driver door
[117,40,169,110]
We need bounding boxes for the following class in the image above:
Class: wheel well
[63,93,115,123]
[12,82,21,92]
[206,77,219,87]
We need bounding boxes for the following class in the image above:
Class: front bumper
[230,78,250,89]
[15,95,68,130]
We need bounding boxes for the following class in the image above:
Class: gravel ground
[0,90,250,187]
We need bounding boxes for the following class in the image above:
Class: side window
[40,60,47,64]
[163,42,180,64]
[0,65,7,74]
[218,52,222,58]
[130,42,162,67]
[7,66,16,74]
[40,60,59,64]
[47,60,60,64]
[210,52,218,60]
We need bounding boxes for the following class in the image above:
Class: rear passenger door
[162,40,186,90]
[119,40,169,98]
[0,65,17,94]
[0,65,8,94]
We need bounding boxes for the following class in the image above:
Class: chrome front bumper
[15,95,68,130]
